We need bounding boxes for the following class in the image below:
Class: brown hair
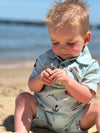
[44,0,89,36]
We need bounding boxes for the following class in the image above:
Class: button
[57,65,59,68]
[61,63,65,67]
[70,60,74,63]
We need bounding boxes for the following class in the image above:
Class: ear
[84,31,91,46]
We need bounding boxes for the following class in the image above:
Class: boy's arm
[50,69,95,103]
[28,56,46,92]
[28,68,53,92]
[28,75,44,92]
[64,76,95,103]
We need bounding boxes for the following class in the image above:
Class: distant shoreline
[0,19,100,29]
[0,19,46,26]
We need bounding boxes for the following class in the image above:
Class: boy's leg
[14,92,36,133]
[80,100,100,133]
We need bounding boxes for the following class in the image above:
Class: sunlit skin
[50,26,91,60]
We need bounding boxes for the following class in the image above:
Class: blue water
[0,24,100,63]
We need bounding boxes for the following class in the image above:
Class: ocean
[0,24,51,62]
[0,23,100,69]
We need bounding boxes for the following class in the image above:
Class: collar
[76,46,92,65]
[46,46,92,65]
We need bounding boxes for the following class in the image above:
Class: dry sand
[0,61,100,133]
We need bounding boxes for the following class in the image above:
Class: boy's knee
[93,100,100,114]
[94,100,100,107]
[15,92,32,104]
[95,100,100,110]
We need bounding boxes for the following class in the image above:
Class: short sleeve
[29,49,55,78]
[81,61,100,93]
[30,57,45,78]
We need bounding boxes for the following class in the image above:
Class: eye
[67,42,75,45]
[52,42,59,45]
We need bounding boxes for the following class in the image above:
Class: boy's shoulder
[39,49,56,59]
[76,47,100,72]
[77,46,98,65]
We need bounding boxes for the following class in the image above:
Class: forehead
[49,25,81,41]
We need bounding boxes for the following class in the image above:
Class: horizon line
[0,19,100,29]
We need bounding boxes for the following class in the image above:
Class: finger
[43,71,50,78]
[45,68,53,76]
[42,70,51,78]
[40,71,52,84]
[52,75,61,83]
[41,75,51,82]
[49,70,62,80]
[42,78,52,86]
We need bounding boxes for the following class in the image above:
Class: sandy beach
[0,60,100,133]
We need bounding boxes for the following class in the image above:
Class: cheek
[72,45,83,55]
[52,46,59,54]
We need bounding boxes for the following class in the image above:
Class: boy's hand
[40,68,53,86]
[49,69,69,86]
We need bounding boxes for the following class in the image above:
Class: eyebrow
[66,37,76,42]
[51,38,76,43]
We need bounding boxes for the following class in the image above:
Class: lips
[61,54,68,56]
[60,53,72,59]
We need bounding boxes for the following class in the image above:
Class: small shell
[51,63,56,70]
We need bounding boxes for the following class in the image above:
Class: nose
[60,44,68,52]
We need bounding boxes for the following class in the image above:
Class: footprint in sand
[3,87,18,96]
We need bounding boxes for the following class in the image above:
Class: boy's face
[49,26,90,60]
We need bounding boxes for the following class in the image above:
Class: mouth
[60,54,72,59]
[61,54,69,57]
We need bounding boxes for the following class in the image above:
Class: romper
[30,46,100,133]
